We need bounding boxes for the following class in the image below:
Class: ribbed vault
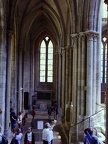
[15,0,70,47]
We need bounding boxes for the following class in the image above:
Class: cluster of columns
[61,30,101,127]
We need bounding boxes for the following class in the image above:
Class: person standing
[42,122,52,144]
[11,128,23,144]
[10,108,17,132]
[42,120,57,144]
[31,108,36,120]
[47,107,52,120]
[17,112,23,130]
[84,128,99,144]
[24,127,35,144]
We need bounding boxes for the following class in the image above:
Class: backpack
[2,134,8,144]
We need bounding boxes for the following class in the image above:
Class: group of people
[47,101,58,120]
[10,119,57,144]
[0,106,100,144]
[10,107,57,144]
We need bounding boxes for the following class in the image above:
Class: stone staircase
[65,107,106,144]
[94,125,105,143]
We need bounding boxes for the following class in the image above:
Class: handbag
[10,136,18,144]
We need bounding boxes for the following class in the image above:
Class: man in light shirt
[42,120,57,144]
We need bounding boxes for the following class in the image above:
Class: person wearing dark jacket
[24,127,35,144]
[84,128,99,144]
[10,108,17,132]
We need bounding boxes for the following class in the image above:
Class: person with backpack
[84,128,99,144]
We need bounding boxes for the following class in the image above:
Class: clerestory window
[40,36,53,82]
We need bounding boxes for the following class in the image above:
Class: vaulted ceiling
[13,0,70,45]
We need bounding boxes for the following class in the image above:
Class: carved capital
[55,51,62,55]
[84,30,99,40]
[65,45,71,50]
[61,47,66,55]
[79,32,85,40]
[70,33,79,46]
[70,33,79,39]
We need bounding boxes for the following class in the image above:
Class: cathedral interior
[0,0,108,143]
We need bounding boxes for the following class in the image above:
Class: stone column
[18,45,23,113]
[55,50,59,101]
[84,30,99,116]
[104,1,108,143]
[77,34,81,116]
[68,47,72,102]
[65,46,69,104]
[70,34,78,141]
[4,30,13,136]
[96,38,101,111]
[79,32,85,116]
[69,47,74,124]
[84,30,94,116]
[10,35,17,110]
[65,46,71,123]
[92,34,98,114]
[29,43,35,110]
[0,0,6,133]
[61,47,66,122]
[70,34,78,124]
[55,48,62,114]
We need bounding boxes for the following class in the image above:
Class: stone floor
[18,110,63,144]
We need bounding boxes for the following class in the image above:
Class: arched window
[40,36,53,82]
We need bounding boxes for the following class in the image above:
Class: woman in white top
[12,128,23,144]
[17,112,22,129]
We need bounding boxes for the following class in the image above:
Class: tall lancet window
[40,36,53,82]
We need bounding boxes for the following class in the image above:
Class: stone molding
[70,31,99,46]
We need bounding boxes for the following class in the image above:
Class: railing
[69,108,106,143]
